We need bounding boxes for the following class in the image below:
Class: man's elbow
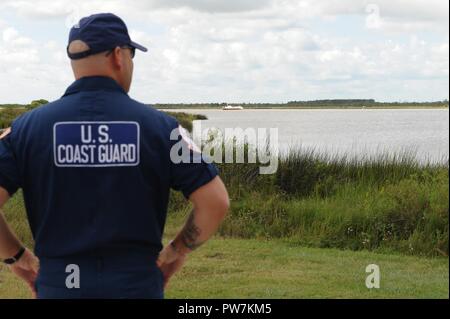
[217,178,230,218]
[218,192,230,218]
[190,177,230,218]
[211,187,230,220]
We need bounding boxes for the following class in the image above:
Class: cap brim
[130,41,148,52]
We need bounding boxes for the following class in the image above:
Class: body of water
[165,109,449,163]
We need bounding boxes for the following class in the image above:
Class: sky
[0,0,448,104]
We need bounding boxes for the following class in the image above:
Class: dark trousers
[36,250,164,299]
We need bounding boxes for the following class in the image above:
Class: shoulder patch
[0,127,11,140]
[179,125,201,154]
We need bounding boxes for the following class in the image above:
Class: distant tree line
[154,99,449,109]
[287,99,376,107]
[0,100,207,131]
[0,100,49,128]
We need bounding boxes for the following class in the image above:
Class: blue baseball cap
[67,13,148,60]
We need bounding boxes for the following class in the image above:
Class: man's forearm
[172,208,226,255]
[0,211,23,259]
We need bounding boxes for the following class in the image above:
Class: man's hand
[156,243,187,289]
[8,248,39,299]
[157,177,229,290]
[1,189,40,298]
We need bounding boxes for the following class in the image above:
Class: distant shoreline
[157,106,449,111]
[2,99,449,111]
[154,100,449,110]
[1,105,448,112]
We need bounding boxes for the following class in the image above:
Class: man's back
[4,76,216,259]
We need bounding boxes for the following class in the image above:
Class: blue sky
[0,0,448,104]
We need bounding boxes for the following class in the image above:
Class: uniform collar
[63,76,128,97]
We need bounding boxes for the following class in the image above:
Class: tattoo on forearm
[181,211,204,251]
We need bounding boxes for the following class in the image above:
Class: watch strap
[3,247,26,265]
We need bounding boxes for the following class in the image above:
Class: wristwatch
[3,247,26,265]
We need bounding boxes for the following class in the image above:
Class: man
[0,13,229,299]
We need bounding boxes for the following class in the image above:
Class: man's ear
[112,47,124,70]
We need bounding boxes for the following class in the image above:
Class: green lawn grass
[1,236,448,299]
[1,192,449,299]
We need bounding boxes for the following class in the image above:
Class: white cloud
[2,27,18,42]
[0,20,72,103]
[2,27,34,46]
[311,0,448,21]
[3,0,73,18]
[0,0,448,103]
[142,0,273,13]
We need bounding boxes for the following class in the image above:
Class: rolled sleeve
[169,124,219,199]
[0,132,21,196]
[176,162,219,199]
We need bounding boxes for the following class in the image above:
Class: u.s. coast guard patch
[54,122,140,167]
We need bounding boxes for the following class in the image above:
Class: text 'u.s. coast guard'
[54,122,140,167]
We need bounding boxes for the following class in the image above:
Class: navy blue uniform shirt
[0,76,218,259]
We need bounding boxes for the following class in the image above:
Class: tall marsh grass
[212,146,449,257]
